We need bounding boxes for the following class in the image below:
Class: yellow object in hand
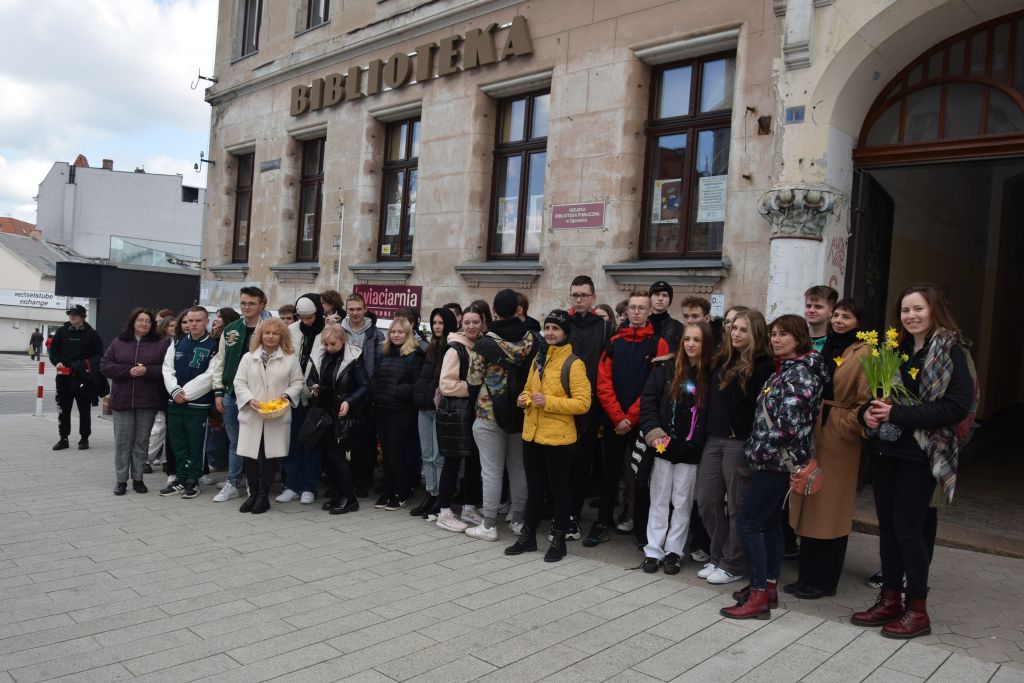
[258,398,289,413]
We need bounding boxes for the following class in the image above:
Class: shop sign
[353,284,422,320]
[0,289,68,310]
[551,202,605,229]
[290,16,534,117]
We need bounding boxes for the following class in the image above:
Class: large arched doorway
[846,10,1024,555]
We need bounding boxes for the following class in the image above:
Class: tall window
[306,0,329,30]
[240,0,262,56]
[378,119,419,260]
[642,54,734,257]
[231,153,254,263]
[489,91,549,258]
[297,138,325,262]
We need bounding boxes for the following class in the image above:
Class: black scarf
[819,328,858,424]
[534,336,570,377]
[296,292,325,372]
[488,316,528,342]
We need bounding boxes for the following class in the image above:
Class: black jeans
[736,470,790,589]
[324,439,355,502]
[570,409,601,519]
[350,416,377,490]
[797,536,849,593]
[873,455,936,600]
[377,408,417,499]
[523,441,573,533]
[56,375,91,439]
[596,426,638,527]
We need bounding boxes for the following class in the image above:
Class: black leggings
[570,411,600,519]
[243,448,279,494]
[324,439,355,502]
[797,535,850,593]
[873,455,936,600]
[437,455,481,509]
[523,441,573,532]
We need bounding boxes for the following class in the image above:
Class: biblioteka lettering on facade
[290,16,534,117]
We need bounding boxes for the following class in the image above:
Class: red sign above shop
[551,202,606,229]
[353,284,422,320]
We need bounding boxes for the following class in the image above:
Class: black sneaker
[132,480,148,494]
[181,481,200,499]
[384,496,403,511]
[143,463,153,474]
[642,557,660,573]
[114,482,127,496]
[505,530,538,555]
[866,569,883,589]
[160,482,185,496]
[373,495,389,509]
[53,439,70,451]
[582,523,610,548]
[663,553,682,575]
[565,516,582,541]
[78,438,89,450]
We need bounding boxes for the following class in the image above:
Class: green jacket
[211,318,251,398]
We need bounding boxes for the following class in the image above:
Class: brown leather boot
[732,580,778,608]
[851,590,903,627]
[721,587,771,620]
[881,598,931,639]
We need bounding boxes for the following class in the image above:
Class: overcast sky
[0,0,217,222]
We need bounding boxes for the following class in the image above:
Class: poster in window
[527,195,544,234]
[381,244,391,255]
[302,213,316,241]
[237,221,247,246]
[385,204,401,236]
[652,179,681,223]
[497,197,518,234]
[696,175,727,223]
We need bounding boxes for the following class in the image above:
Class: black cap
[66,304,87,317]
[544,309,572,335]
[493,288,518,318]
[648,281,674,302]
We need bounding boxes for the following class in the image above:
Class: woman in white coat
[234,318,305,514]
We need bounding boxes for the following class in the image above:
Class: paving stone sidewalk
[1,412,1021,682]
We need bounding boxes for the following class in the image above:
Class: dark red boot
[732,581,778,608]
[882,599,931,639]
[851,590,903,627]
[721,587,771,620]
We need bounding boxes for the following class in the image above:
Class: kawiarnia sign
[290,16,534,117]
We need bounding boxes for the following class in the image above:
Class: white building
[36,157,205,267]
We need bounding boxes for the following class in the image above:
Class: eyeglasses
[569,293,593,300]
[627,305,649,312]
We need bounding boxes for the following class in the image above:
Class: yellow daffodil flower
[908,367,919,380]
[901,353,909,362]
[834,356,844,367]
[886,328,899,343]
[655,440,668,454]
[887,340,899,350]
[871,348,880,358]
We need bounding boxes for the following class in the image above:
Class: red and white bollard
[34,361,44,417]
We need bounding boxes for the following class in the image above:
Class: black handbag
[298,405,333,448]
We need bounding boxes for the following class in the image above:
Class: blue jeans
[205,421,229,469]
[284,404,322,495]
[736,469,790,589]
[418,410,442,495]
[222,394,243,487]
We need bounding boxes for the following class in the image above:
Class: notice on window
[696,175,727,223]
[302,214,316,241]
[710,293,725,318]
[497,197,518,235]
[652,179,681,223]
[385,204,401,236]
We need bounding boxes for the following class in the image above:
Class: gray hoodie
[342,316,384,378]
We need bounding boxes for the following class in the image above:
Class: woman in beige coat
[787,299,871,598]
[233,318,305,514]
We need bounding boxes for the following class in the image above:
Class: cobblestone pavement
[2,404,1023,680]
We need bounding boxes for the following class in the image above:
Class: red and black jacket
[597,323,670,427]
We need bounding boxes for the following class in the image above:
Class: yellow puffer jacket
[520,343,592,446]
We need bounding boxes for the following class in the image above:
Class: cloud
[0,0,217,218]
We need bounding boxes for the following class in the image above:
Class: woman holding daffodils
[786,299,871,600]
[852,284,975,640]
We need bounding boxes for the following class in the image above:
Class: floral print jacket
[745,351,828,472]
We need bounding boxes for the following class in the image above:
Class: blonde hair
[383,318,418,356]
[251,318,294,354]
[320,323,347,345]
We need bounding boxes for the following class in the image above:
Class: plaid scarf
[896,328,961,502]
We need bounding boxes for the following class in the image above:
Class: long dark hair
[714,309,770,392]
[670,322,714,402]
[118,308,160,343]
[427,307,458,362]
[895,282,961,343]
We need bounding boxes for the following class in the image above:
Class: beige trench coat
[790,341,871,539]
[234,348,305,459]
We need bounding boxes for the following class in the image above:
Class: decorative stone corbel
[758,186,838,240]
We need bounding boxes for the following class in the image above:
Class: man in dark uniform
[50,304,103,450]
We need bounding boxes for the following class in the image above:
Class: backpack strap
[560,354,580,398]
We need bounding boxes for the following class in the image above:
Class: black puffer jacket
[371,345,424,411]
[640,363,707,465]
[312,343,370,419]
[569,311,613,398]
[650,312,684,353]
[436,341,476,459]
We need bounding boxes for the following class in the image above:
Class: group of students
[90,276,974,641]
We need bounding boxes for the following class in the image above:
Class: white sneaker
[707,567,743,585]
[212,481,238,502]
[509,520,524,535]
[616,519,634,533]
[690,549,711,563]
[276,489,299,503]
[460,505,484,526]
[300,491,315,504]
[437,509,470,532]
[198,474,215,486]
[166,474,177,486]
[697,562,717,579]
[466,524,498,541]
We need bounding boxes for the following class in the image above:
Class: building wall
[203,0,779,315]
[0,245,66,353]
[36,164,205,260]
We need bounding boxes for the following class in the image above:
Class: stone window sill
[603,259,731,294]
[454,261,544,289]
[349,262,414,284]
[270,262,319,284]
[209,263,249,281]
